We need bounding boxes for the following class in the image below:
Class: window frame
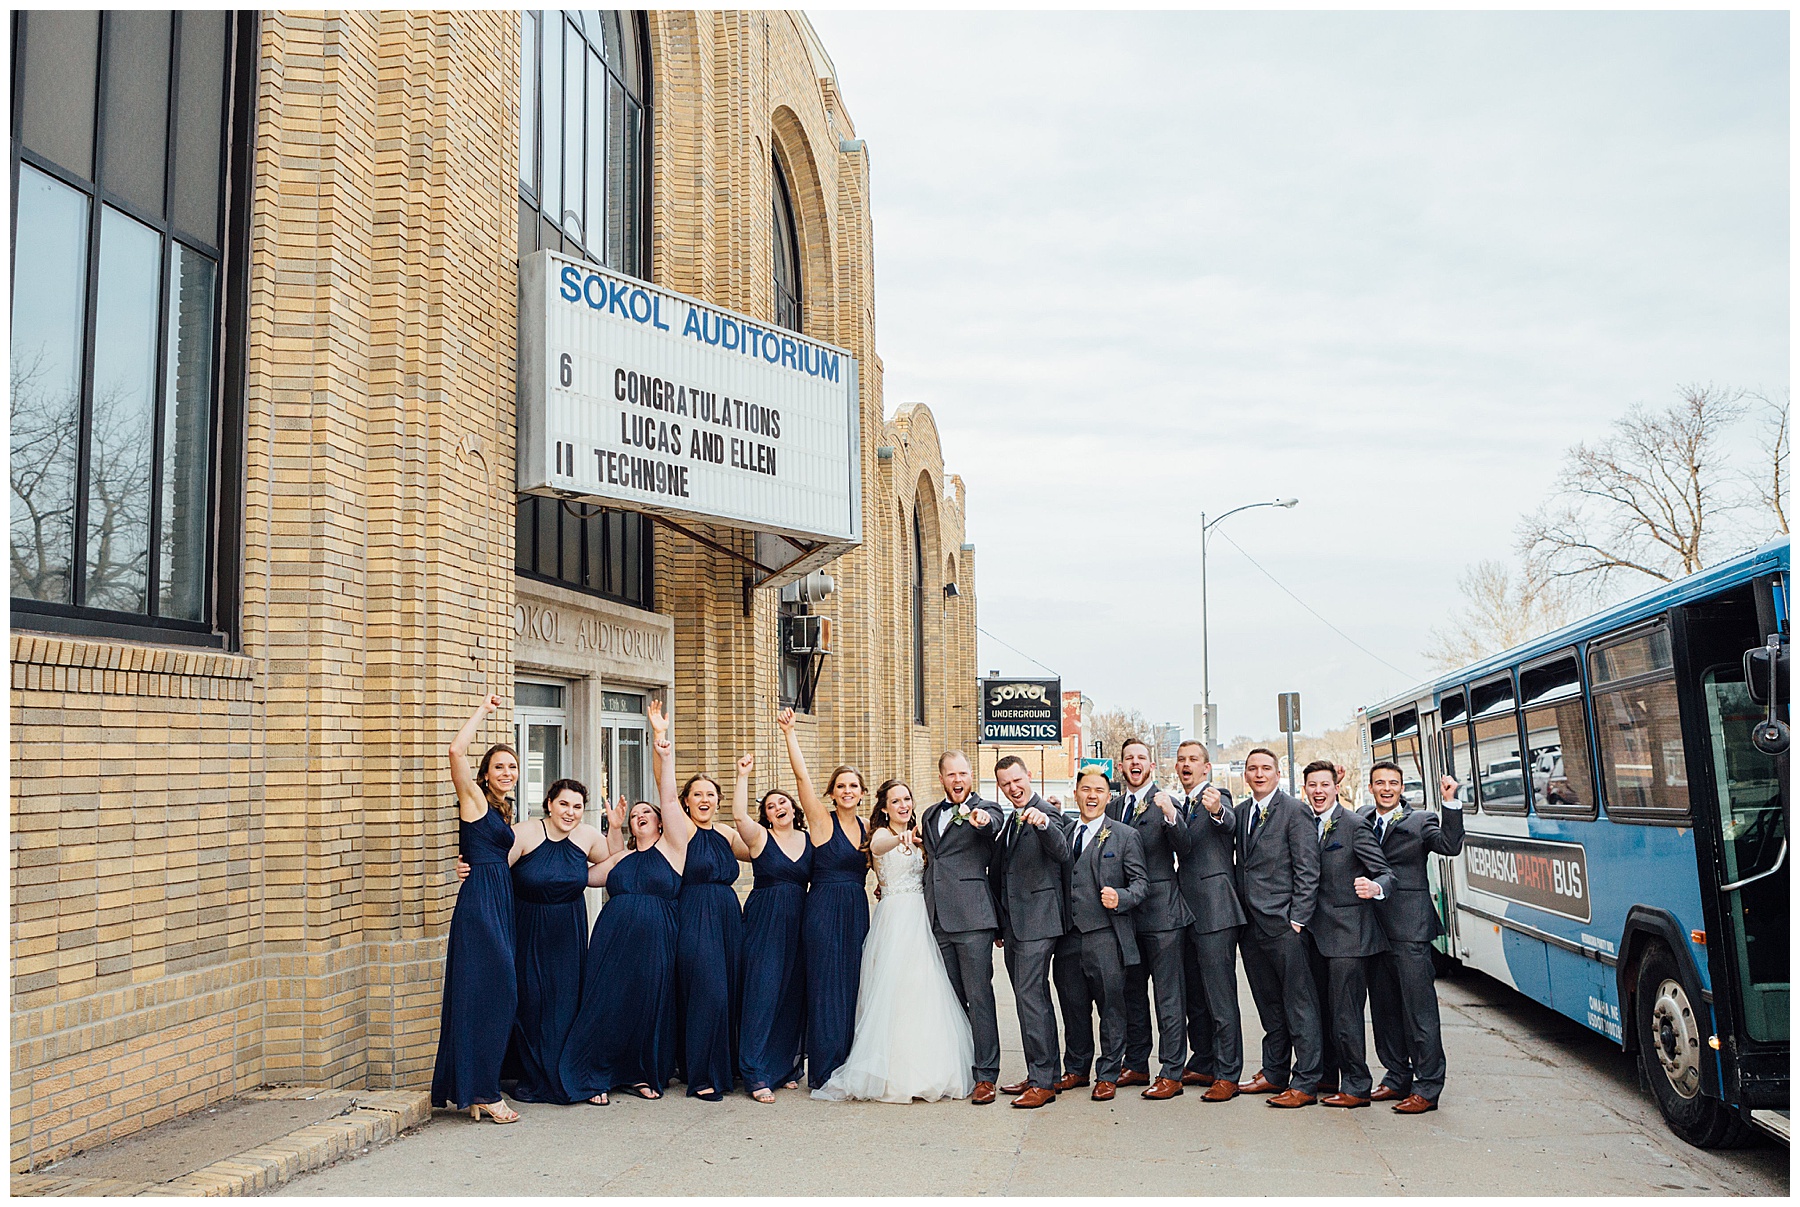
[911,505,926,726]
[771,149,802,333]
[1587,621,1693,826]
[1469,669,1529,816]
[1437,689,1478,811]
[1519,649,1599,821]
[9,10,255,650]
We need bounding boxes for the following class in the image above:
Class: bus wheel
[1633,944,1753,1148]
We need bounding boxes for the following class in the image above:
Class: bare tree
[1424,558,1586,670]
[1088,706,1151,765]
[1518,384,1747,587]
[1748,391,1789,536]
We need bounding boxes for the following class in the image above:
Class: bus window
[1439,692,1475,808]
[1472,677,1527,813]
[1521,655,1597,820]
[1591,626,1690,822]
[1392,708,1427,805]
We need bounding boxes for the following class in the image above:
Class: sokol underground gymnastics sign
[517,250,863,564]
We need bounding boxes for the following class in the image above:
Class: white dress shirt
[1070,815,1102,854]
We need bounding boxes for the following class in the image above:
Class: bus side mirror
[1743,641,1788,708]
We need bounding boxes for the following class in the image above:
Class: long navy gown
[802,814,869,1088]
[738,832,812,1094]
[676,826,743,1098]
[560,845,680,1098]
[508,822,589,1103]
[431,807,517,1109]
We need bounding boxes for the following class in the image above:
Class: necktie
[1375,814,1388,843]
[1073,824,1089,859]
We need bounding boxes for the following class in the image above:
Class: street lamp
[1199,498,1298,747]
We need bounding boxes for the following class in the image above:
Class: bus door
[1672,575,1788,1115]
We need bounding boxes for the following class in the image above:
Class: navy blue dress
[676,826,743,1098]
[508,823,589,1104]
[802,813,869,1088]
[738,832,812,1093]
[560,844,680,1098]
[431,807,517,1109]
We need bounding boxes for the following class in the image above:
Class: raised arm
[449,693,503,823]
[604,795,628,857]
[729,753,763,860]
[648,701,694,850]
[1115,827,1150,912]
[778,708,833,838]
[1423,776,1467,855]
[587,845,632,888]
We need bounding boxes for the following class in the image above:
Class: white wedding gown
[813,843,976,1103]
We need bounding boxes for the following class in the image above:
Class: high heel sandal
[470,1100,520,1124]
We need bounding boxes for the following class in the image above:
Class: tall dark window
[912,506,926,725]
[772,153,801,332]
[10,11,253,644]
[515,10,654,610]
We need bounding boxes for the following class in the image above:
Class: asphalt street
[277,960,1787,1196]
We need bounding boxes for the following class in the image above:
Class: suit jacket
[1307,802,1396,958]
[921,794,1000,935]
[991,793,1073,942]
[1064,815,1148,965]
[1107,783,1195,933]
[1357,801,1465,943]
[1175,790,1246,934]
[1234,789,1321,936]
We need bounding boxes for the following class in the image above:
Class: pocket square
[1324,842,1344,852]
[1103,851,1117,858]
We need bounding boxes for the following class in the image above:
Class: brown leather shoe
[1392,1094,1437,1114]
[1181,1071,1216,1087]
[1053,1073,1090,1093]
[970,1081,997,1105]
[1011,1086,1056,1109]
[1201,1080,1240,1102]
[999,1079,1031,1096]
[1266,1088,1316,1108]
[1116,1068,1151,1087]
[1320,1092,1370,1108]
[1141,1077,1184,1100]
[1090,1081,1117,1101]
[1237,1073,1279,1094]
[1369,1085,1406,1102]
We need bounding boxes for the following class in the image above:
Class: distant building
[1153,722,1183,763]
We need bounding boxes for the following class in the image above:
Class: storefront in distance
[8,9,977,1171]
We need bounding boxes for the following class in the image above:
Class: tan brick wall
[9,10,978,1171]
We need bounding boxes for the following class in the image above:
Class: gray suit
[991,794,1073,1091]
[922,794,1002,1085]
[1176,784,1246,1082]
[1108,784,1193,1080]
[1053,816,1148,1083]
[1302,803,1395,1097]
[1359,801,1465,1101]
[1234,789,1324,1094]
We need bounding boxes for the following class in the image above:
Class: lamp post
[1199,498,1299,747]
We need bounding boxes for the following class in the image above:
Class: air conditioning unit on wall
[786,614,833,655]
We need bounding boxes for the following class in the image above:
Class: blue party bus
[1360,539,1788,1148]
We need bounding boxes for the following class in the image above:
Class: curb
[13,1087,431,1197]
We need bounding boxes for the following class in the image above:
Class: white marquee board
[518,251,862,580]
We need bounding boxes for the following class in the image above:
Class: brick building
[8,10,978,1170]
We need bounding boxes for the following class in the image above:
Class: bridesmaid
[731,754,812,1102]
[507,778,609,1104]
[431,693,522,1123]
[780,707,870,1089]
[672,741,747,1101]
[559,703,691,1104]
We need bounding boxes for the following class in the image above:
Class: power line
[1213,530,1422,683]
[975,625,1060,678]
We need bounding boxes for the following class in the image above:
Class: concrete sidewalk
[270,965,1786,1197]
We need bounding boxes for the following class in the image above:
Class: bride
[813,778,975,1103]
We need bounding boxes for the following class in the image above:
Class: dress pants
[1239,923,1323,1094]
[938,927,1002,1084]
[1369,940,1448,1100]
[1182,924,1243,1082]
[1002,934,1061,1090]
[1053,929,1128,1083]
[1122,928,1187,1079]
[1303,935,1374,1098]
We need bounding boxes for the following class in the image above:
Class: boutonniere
[950,803,972,827]
[1095,825,1112,850]
[1131,790,1151,821]
[1320,814,1339,841]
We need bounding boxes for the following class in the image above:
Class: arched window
[515,10,654,609]
[772,153,802,332]
[912,505,926,726]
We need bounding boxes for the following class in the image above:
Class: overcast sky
[808,9,1789,743]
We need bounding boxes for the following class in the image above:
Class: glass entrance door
[599,689,651,811]
[515,680,569,824]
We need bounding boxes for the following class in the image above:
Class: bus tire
[1633,944,1754,1148]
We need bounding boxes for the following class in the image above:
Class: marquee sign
[981,678,1064,744]
[517,251,862,584]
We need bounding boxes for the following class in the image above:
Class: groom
[922,750,1003,1105]
[989,756,1073,1109]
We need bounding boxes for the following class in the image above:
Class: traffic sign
[1278,692,1302,733]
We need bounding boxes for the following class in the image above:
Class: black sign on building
[980,678,1062,744]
